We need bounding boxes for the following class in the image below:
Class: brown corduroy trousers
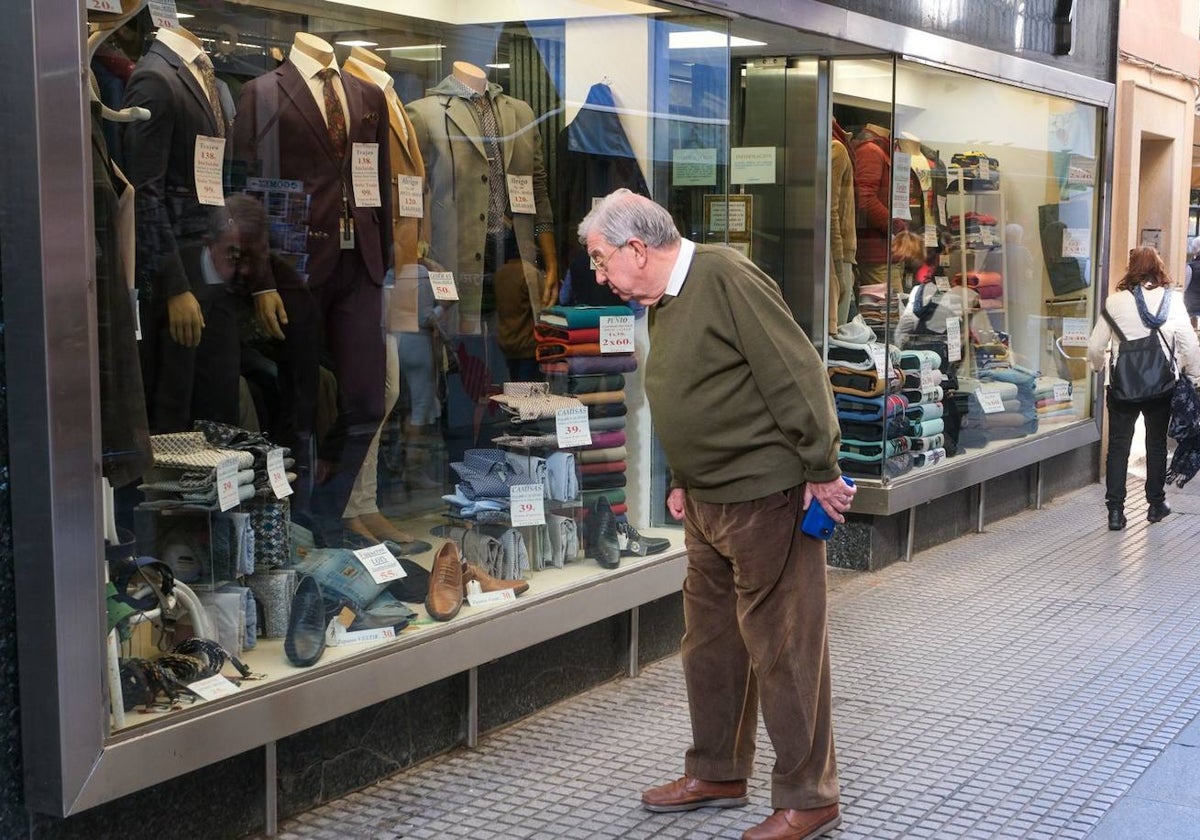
[680,485,840,810]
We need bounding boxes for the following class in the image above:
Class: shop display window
[828,58,1100,483]
[89,0,732,733]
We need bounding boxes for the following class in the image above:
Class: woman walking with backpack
[1088,246,1200,531]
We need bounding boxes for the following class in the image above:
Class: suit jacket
[342,59,427,332]
[406,77,552,333]
[231,60,392,291]
[122,40,235,302]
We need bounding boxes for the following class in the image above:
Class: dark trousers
[681,485,839,810]
[1105,391,1172,510]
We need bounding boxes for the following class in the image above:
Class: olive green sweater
[645,245,841,503]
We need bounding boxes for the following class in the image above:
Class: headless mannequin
[349,45,385,71]
[452,61,487,96]
[864,123,890,140]
[293,31,334,66]
[175,26,203,50]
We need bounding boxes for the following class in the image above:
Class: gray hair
[577,188,680,250]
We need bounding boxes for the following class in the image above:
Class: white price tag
[507,174,535,214]
[328,625,396,646]
[891,152,912,221]
[935,276,951,293]
[920,370,939,390]
[1062,228,1090,258]
[1061,317,1090,347]
[148,0,179,29]
[396,175,423,218]
[976,389,1004,414]
[599,315,635,354]
[87,0,121,12]
[937,195,948,223]
[193,136,225,207]
[187,674,241,700]
[924,224,938,248]
[555,405,592,448]
[1053,382,1071,402]
[429,271,458,301]
[979,157,991,180]
[351,143,381,208]
[267,447,293,499]
[981,227,993,246]
[946,318,962,362]
[510,484,546,526]
[216,457,240,512]
[870,345,887,378]
[353,543,407,584]
[466,588,518,608]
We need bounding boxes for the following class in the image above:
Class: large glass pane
[90,0,713,734]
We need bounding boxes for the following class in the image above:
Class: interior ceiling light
[176,11,195,18]
[668,31,766,50]
[336,39,379,47]
[486,63,511,69]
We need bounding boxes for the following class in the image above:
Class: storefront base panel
[828,445,1101,572]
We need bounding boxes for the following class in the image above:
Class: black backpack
[1101,298,1177,403]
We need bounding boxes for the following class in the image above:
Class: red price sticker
[87,0,121,11]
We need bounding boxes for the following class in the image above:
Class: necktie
[317,68,348,160]
[471,94,507,236]
[193,54,225,138]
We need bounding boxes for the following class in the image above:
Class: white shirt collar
[345,57,393,94]
[289,45,339,81]
[664,238,696,297]
[200,246,223,286]
[157,28,204,67]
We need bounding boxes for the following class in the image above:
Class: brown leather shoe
[742,804,841,840]
[642,775,748,812]
[425,542,464,621]
[463,564,529,597]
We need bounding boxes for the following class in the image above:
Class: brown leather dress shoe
[425,542,464,621]
[642,775,748,812]
[463,564,529,597]
[742,804,841,840]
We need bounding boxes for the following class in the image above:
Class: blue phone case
[800,477,855,540]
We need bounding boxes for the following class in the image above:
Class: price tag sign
[193,136,225,207]
[920,370,939,390]
[1062,228,1090,258]
[937,195,948,223]
[87,0,121,12]
[555,405,592,448]
[979,157,991,180]
[1053,382,1071,402]
[599,315,634,354]
[353,543,407,584]
[935,276,951,293]
[1061,317,1090,347]
[981,227,993,246]
[187,674,241,701]
[891,151,912,221]
[870,345,887,378]
[509,484,546,526]
[148,0,179,29]
[267,448,293,499]
[429,271,458,301]
[216,457,240,512]
[976,389,1004,414]
[397,175,423,218]
[351,143,381,208]
[946,318,962,362]
[924,224,938,248]
[328,625,396,646]
[466,588,518,608]
[507,174,535,214]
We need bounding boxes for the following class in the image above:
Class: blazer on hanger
[231,61,392,292]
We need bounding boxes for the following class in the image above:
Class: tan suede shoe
[642,775,748,812]
[424,542,464,621]
[463,564,529,597]
[741,804,841,840]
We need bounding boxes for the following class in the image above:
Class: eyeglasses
[590,242,626,275]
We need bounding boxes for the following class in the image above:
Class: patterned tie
[471,94,507,236]
[317,68,348,160]
[193,54,225,138]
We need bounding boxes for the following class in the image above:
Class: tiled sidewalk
[270,477,1200,839]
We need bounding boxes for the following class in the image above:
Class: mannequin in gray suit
[122,25,239,432]
[407,61,557,379]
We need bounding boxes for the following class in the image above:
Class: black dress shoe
[591,497,621,569]
[1108,509,1127,531]
[1148,502,1172,523]
[617,521,671,556]
[285,575,335,667]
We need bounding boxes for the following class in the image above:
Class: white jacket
[1087,286,1200,388]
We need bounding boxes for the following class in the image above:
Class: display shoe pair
[590,497,621,569]
[284,575,345,668]
[426,543,531,622]
[464,563,529,597]
[616,521,671,557]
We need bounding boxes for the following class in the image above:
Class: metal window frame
[1,0,1115,818]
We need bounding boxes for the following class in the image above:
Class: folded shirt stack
[1033,375,1077,423]
[139,428,295,510]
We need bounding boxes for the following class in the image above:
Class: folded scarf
[577,390,626,406]
[579,446,627,463]
[840,417,908,441]
[581,461,627,475]
[588,416,627,431]
[908,418,945,438]
[534,324,600,344]
[558,374,625,394]
[541,355,638,375]
[581,430,626,449]
[588,402,627,418]
[581,473,628,491]
[581,488,626,505]
[535,342,604,361]
[539,305,634,329]
[906,402,943,422]
[830,368,885,397]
